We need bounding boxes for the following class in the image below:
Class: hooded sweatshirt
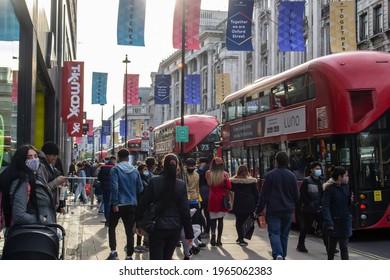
[110,161,143,206]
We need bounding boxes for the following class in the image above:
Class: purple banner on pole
[102,120,111,136]
[101,135,107,145]
[119,120,125,137]
[226,0,254,51]
[185,74,201,104]
[278,1,305,52]
[154,74,171,105]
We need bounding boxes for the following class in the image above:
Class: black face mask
[187,168,195,173]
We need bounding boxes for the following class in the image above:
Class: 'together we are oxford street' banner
[226,0,254,51]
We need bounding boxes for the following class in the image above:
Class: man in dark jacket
[254,151,299,260]
[98,155,116,226]
[296,161,330,253]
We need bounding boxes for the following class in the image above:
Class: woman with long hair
[230,164,258,246]
[206,157,232,246]
[136,153,193,260]
[1,144,56,231]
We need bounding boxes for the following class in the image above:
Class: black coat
[230,176,258,214]
[97,162,115,190]
[136,175,194,239]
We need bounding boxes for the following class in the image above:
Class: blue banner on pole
[87,136,94,144]
[119,120,125,137]
[117,0,146,46]
[0,0,20,41]
[102,120,111,136]
[185,74,201,104]
[154,74,171,105]
[92,72,108,105]
[226,0,254,51]
[278,1,305,52]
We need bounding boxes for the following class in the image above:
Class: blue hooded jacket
[110,161,143,206]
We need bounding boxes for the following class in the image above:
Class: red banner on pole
[172,0,201,50]
[67,122,83,137]
[123,74,139,105]
[62,61,84,124]
[86,119,94,136]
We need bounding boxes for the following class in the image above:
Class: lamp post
[123,54,131,147]
[180,0,186,160]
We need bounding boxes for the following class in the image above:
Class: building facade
[0,0,77,171]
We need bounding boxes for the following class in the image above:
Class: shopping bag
[84,183,91,196]
[257,215,267,229]
[242,216,255,240]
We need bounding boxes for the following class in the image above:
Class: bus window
[287,140,310,180]
[286,74,307,105]
[271,82,286,108]
[246,96,259,115]
[227,101,236,121]
[236,98,244,118]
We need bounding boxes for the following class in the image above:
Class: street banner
[91,72,108,105]
[75,136,83,145]
[185,74,201,104]
[123,74,139,104]
[226,0,254,51]
[87,136,94,144]
[117,0,145,46]
[172,0,201,50]
[67,122,82,137]
[12,70,18,102]
[135,120,143,137]
[62,61,84,127]
[101,134,107,145]
[216,73,231,104]
[154,74,171,105]
[278,1,305,52]
[330,1,356,52]
[119,120,125,137]
[0,0,19,41]
[86,119,94,136]
[102,120,111,136]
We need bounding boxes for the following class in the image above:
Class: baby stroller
[1,223,66,260]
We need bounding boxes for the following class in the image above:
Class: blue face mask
[143,171,150,177]
[314,169,322,177]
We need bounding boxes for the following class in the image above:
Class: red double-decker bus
[153,115,220,162]
[221,51,390,230]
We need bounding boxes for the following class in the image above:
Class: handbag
[222,193,231,209]
[137,202,159,234]
[242,216,255,240]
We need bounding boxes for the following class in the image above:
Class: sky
[77,0,228,125]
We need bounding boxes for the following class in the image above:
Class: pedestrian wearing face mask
[1,145,57,233]
[296,161,329,253]
[322,166,353,260]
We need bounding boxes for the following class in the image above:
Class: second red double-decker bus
[221,51,390,230]
[153,115,220,162]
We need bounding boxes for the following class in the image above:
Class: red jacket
[207,171,232,212]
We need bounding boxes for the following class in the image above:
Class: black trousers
[148,230,181,260]
[298,211,327,248]
[234,212,251,240]
[200,200,210,233]
[108,205,136,256]
[327,236,349,260]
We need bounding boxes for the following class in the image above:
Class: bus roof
[223,51,390,104]
[153,115,219,131]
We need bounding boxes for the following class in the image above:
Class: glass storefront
[0,0,20,172]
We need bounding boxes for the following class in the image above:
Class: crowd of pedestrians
[1,143,354,261]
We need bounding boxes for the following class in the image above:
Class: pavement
[0,199,380,260]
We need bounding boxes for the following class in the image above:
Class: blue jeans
[266,212,293,259]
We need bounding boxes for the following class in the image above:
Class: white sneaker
[276,255,284,260]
